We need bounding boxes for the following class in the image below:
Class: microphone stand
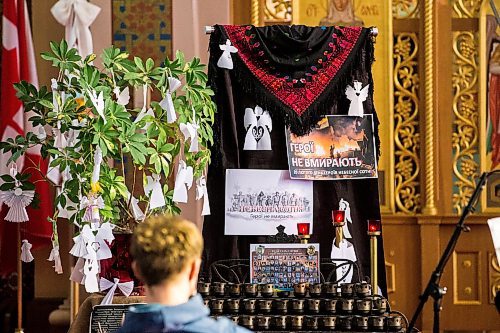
[408,171,493,333]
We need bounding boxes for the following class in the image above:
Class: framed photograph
[225,169,313,235]
[250,243,320,290]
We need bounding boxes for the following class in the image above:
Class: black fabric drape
[203,24,386,294]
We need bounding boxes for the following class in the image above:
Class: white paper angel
[48,241,63,274]
[114,86,130,106]
[217,39,238,70]
[144,174,166,209]
[70,257,85,284]
[345,81,369,117]
[180,109,200,153]
[0,187,35,223]
[69,233,88,258]
[172,160,193,203]
[196,176,210,216]
[21,239,34,263]
[159,77,181,123]
[125,190,145,221]
[338,198,353,238]
[330,238,357,284]
[80,194,105,223]
[99,278,134,305]
[243,105,272,151]
[89,89,106,124]
[81,222,115,261]
[134,85,154,130]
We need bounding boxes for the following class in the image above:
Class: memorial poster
[225,169,313,235]
[250,243,320,290]
[89,303,143,333]
[286,115,378,180]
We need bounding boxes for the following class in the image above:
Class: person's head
[131,215,203,293]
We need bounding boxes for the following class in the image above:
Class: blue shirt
[116,294,251,333]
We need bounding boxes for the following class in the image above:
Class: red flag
[0,0,53,276]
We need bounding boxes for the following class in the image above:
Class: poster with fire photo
[286,115,378,180]
[225,169,313,235]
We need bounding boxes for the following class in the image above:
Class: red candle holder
[332,210,345,226]
[367,219,381,236]
[297,222,310,236]
[297,222,311,244]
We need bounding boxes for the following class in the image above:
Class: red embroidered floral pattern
[222,25,363,116]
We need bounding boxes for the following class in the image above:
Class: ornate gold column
[251,0,259,25]
[422,0,438,215]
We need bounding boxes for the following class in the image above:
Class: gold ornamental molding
[393,33,421,214]
[392,0,420,19]
[451,0,483,18]
[422,0,437,215]
[251,0,260,25]
[488,252,500,304]
[452,31,480,214]
[263,0,292,24]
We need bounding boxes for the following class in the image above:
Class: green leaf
[0,175,15,182]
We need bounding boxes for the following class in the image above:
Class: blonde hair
[131,215,203,286]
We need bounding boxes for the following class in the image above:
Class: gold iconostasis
[232,0,500,330]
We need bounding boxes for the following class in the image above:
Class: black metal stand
[408,172,492,333]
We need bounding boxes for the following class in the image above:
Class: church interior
[0,0,499,332]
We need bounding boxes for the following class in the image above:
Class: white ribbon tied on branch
[51,0,101,57]
[99,278,134,305]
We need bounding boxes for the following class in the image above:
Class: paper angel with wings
[180,110,200,153]
[173,160,193,203]
[217,39,238,69]
[196,176,210,216]
[159,77,182,123]
[145,173,166,209]
[338,198,353,238]
[243,105,273,151]
[0,187,35,223]
[345,81,369,117]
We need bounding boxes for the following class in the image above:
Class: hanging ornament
[69,233,88,258]
[134,84,154,130]
[21,239,34,263]
[144,174,166,209]
[159,77,181,123]
[0,165,35,223]
[195,176,210,216]
[70,257,85,284]
[114,86,130,106]
[48,240,63,274]
[80,193,104,223]
[125,190,145,221]
[217,39,238,69]
[89,89,106,124]
[99,278,134,305]
[172,160,193,203]
[179,108,200,153]
[345,81,369,117]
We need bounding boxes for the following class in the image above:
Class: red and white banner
[0,0,53,275]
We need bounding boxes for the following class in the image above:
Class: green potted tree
[0,40,216,295]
